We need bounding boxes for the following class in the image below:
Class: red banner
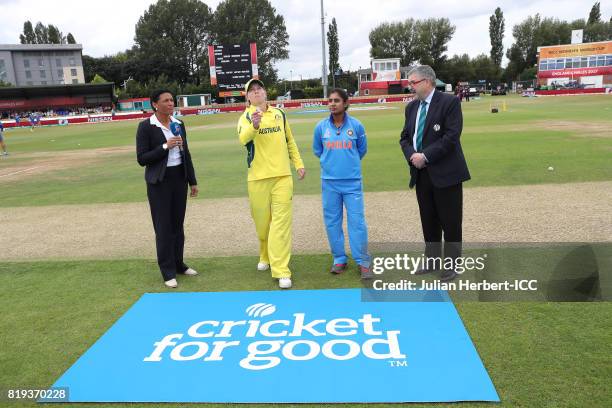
[535,88,609,95]
[537,66,612,78]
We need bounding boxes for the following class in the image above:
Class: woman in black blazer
[136,89,199,288]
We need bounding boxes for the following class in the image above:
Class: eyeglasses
[407,78,426,86]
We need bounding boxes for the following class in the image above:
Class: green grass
[1,94,611,207]
[1,95,611,407]
[1,256,610,408]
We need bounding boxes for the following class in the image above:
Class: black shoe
[414,267,437,275]
[359,265,374,280]
[330,263,347,274]
[440,269,458,282]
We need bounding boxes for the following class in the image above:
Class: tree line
[14,1,612,97]
[369,2,610,85]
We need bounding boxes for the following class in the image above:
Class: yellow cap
[245,78,265,93]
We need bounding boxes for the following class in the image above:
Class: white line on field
[0,166,43,178]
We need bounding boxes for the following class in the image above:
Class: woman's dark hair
[150,89,174,111]
[329,88,349,111]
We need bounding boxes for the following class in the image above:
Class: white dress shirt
[150,113,183,167]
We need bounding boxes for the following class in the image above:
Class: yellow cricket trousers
[247,175,293,278]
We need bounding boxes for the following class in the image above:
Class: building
[536,40,612,88]
[0,83,114,117]
[357,58,446,95]
[0,44,85,87]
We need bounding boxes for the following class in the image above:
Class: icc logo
[245,303,276,317]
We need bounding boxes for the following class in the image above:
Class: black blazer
[136,117,197,186]
[399,90,470,188]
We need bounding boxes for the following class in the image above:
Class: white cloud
[1,0,608,80]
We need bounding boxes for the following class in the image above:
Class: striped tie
[416,101,428,151]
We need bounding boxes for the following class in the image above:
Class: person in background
[0,121,8,156]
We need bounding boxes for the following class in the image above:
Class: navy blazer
[136,117,197,186]
[399,90,470,188]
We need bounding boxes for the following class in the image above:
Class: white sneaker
[257,262,270,271]
[164,278,178,288]
[183,267,198,276]
[278,277,292,289]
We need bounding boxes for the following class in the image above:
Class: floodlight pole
[320,0,327,98]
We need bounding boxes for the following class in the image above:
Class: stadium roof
[0,83,114,99]
[0,44,83,52]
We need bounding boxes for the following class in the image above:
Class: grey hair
[408,65,436,86]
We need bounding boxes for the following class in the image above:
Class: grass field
[1,94,611,207]
[1,94,611,407]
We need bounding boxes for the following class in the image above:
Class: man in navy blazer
[399,65,470,281]
[136,89,199,288]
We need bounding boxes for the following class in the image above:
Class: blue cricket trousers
[321,179,370,267]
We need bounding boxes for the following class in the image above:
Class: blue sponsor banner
[50,288,499,403]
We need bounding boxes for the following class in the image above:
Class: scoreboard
[208,43,258,97]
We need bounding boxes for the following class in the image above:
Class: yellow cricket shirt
[237,104,304,181]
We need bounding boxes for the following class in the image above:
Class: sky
[0,0,609,80]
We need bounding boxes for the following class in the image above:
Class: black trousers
[415,168,463,265]
[146,165,188,281]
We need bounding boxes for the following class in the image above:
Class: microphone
[169,122,184,152]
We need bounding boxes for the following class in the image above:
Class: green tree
[472,54,499,82]
[19,21,36,44]
[34,22,49,43]
[505,14,541,79]
[415,18,456,71]
[489,7,505,67]
[327,17,340,78]
[212,0,289,83]
[66,33,76,44]
[588,2,601,24]
[134,0,213,85]
[369,19,419,66]
[47,24,65,44]
[438,54,474,86]
[584,21,611,42]
[90,74,108,84]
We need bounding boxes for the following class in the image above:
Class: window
[40,70,46,78]
[364,89,369,95]
[572,57,581,68]
[71,68,77,76]
[24,59,30,68]
[556,59,564,69]
[580,57,588,68]
[386,62,393,70]
[606,55,612,66]
[0,60,5,81]
[69,58,76,66]
[565,58,573,68]
[72,78,79,84]
[38,58,44,67]
[589,56,597,67]
[25,71,32,79]
[539,61,548,71]
[57,69,64,78]
[56,58,62,67]
[41,81,47,85]
[597,56,605,67]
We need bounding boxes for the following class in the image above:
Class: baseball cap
[245,78,265,93]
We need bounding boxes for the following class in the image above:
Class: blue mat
[49,288,499,403]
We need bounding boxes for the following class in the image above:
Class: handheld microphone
[169,122,184,152]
